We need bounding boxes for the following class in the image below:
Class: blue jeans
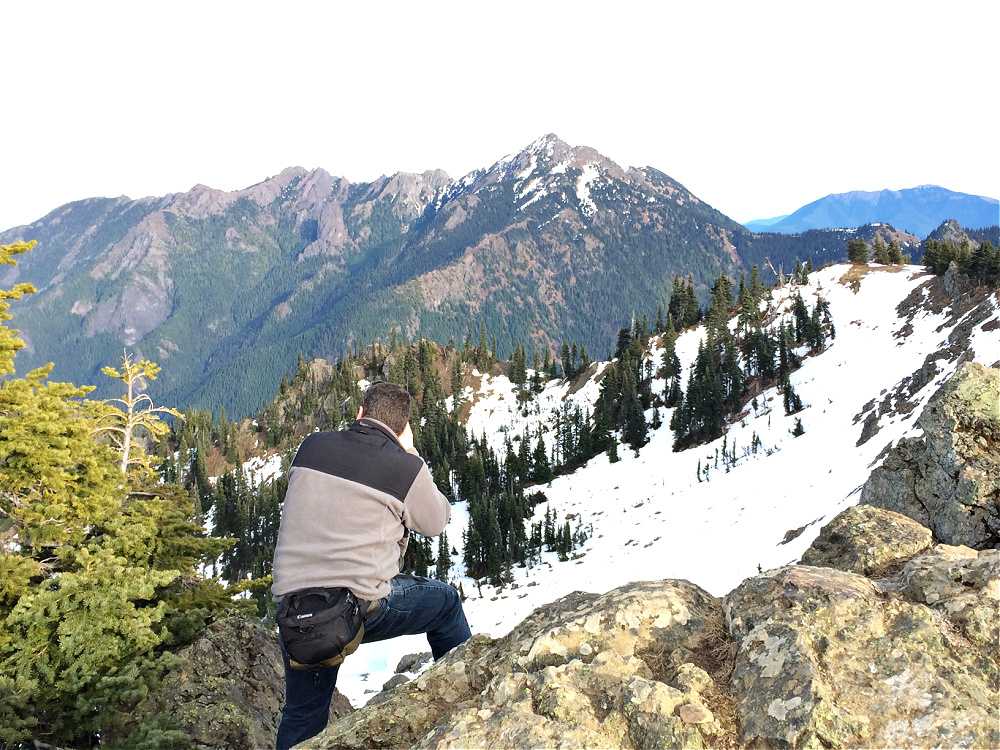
[275,574,471,750]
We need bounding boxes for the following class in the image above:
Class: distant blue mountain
[742,215,789,231]
[748,186,998,237]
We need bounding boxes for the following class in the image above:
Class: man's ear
[356,405,364,420]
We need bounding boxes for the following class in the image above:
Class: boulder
[299,580,734,749]
[799,504,933,576]
[901,545,1000,651]
[725,564,998,749]
[860,361,1000,549]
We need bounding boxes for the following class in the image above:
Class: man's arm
[400,462,450,537]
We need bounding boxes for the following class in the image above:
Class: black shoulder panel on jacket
[291,421,424,502]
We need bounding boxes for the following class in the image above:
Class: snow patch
[576,163,600,216]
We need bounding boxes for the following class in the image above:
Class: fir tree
[888,237,904,265]
[872,234,891,264]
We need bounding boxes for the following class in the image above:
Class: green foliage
[922,237,999,288]
[846,236,869,264]
[0,242,240,746]
[0,241,38,376]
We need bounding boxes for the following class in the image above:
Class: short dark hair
[360,382,412,434]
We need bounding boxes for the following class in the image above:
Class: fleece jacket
[271,417,450,602]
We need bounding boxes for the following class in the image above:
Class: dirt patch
[458,369,485,424]
[565,361,603,396]
[206,451,229,477]
[837,263,907,293]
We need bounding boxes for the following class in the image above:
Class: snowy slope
[335,265,1000,705]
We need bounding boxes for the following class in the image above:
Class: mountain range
[744,185,998,236]
[1,135,994,416]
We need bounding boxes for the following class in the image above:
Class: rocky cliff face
[296,503,998,749]
[860,361,999,549]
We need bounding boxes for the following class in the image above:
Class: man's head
[359,382,413,435]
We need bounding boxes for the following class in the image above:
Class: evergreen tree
[614,326,632,360]
[872,234,891,264]
[0,241,240,745]
[884,238,902,264]
[607,439,620,463]
[846,237,868,264]
[532,435,553,484]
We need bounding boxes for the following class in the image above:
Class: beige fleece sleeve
[400,463,451,536]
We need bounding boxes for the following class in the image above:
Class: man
[272,381,471,749]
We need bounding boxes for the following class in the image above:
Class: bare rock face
[860,361,1000,549]
[800,504,933,576]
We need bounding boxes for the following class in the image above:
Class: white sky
[1,1,997,232]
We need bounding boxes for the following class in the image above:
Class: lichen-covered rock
[300,580,730,749]
[295,552,998,750]
[902,545,1000,651]
[861,361,1000,549]
[800,504,933,576]
[725,565,999,749]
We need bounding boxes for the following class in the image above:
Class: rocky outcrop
[799,504,933,575]
[301,581,734,749]
[299,510,999,749]
[860,361,1000,549]
[726,558,997,749]
[137,618,352,750]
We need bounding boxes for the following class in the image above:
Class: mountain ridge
[0,135,753,415]
[749,184,998,236]
[3,136,994,417]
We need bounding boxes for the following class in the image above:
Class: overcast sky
[2,1,996,232]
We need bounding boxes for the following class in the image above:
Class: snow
[576,162,600,216]
[515,154,538,185]
[244,453,285,485]
[308,265,1000,707]
[969,295,1000,366]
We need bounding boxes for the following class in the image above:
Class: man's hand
[398,422,415,453]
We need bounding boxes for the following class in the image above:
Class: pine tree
[614,326,632,359]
